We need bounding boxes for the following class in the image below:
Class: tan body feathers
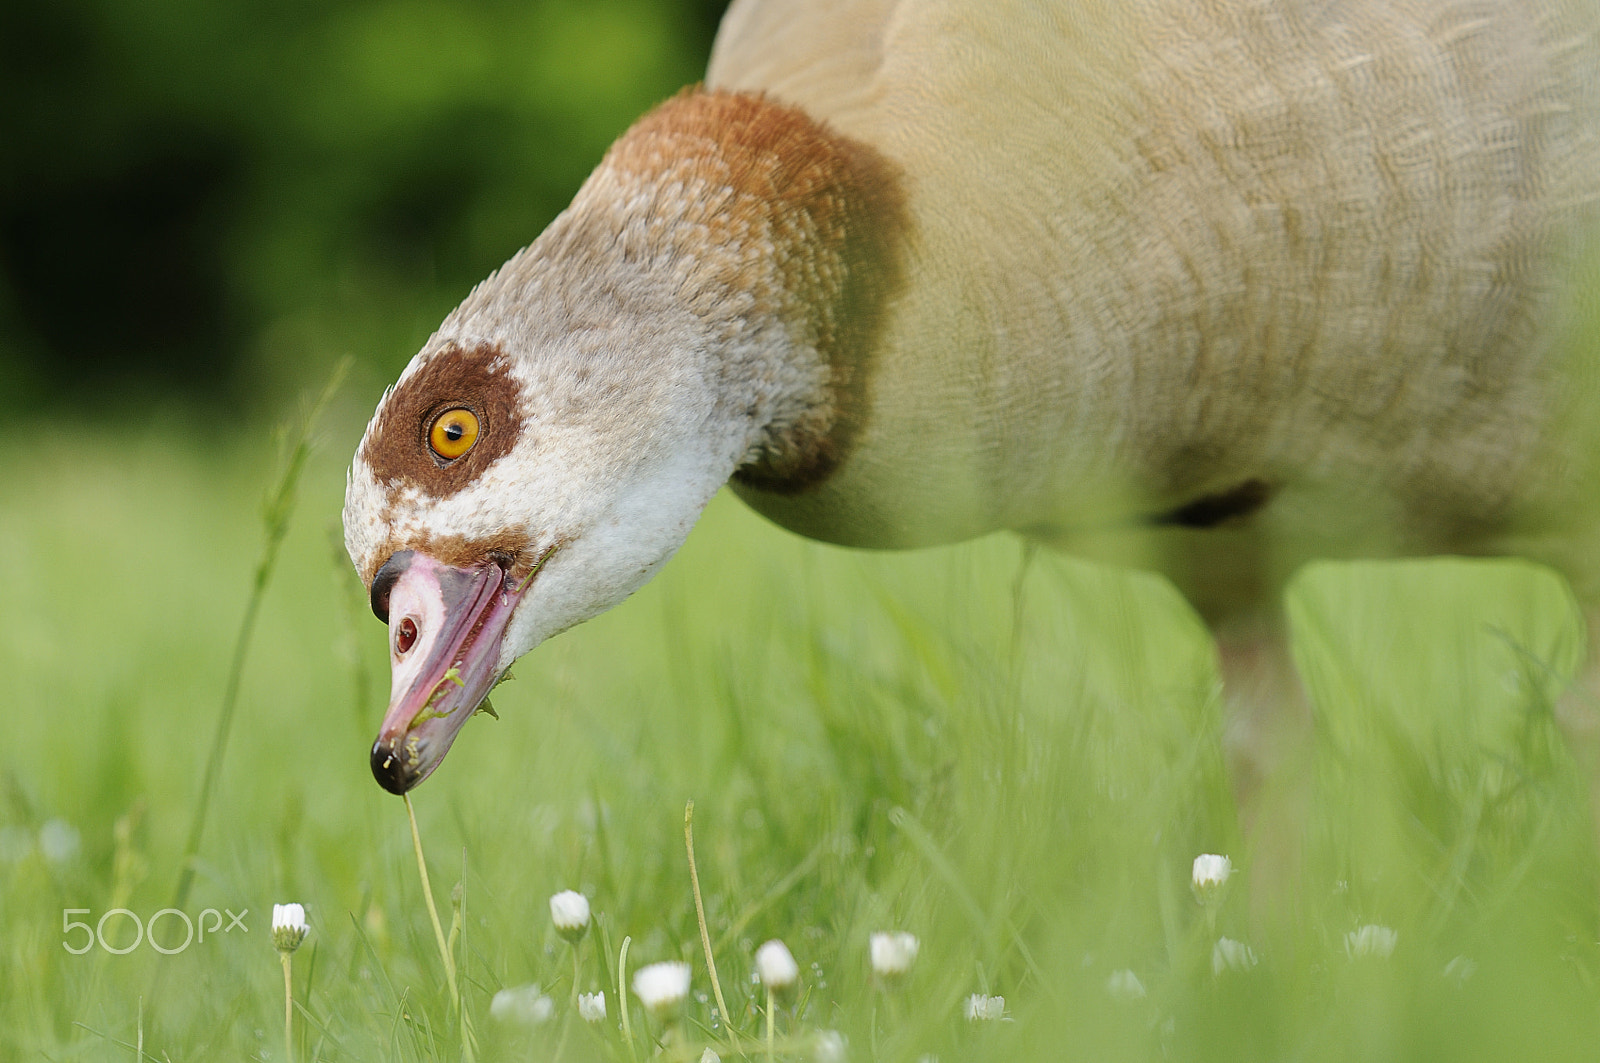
[345,0,1600,791]
[712,0,1600,619]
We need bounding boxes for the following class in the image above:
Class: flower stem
[281,951,295,1063]
[685,801,736,1050]
[404,793,475,1061]
[765,984,775,1061]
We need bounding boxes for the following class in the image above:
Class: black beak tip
[370,739,419,795]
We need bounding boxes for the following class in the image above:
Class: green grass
[3,408,1599,1062]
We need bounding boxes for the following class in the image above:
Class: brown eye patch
[359,341,524,500]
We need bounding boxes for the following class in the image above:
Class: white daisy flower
[963,993,1005,1020]
[1191,854,1232,903]
[38,819,81,864]
[632,960,691,1018]
[869,931,919,978]
[271,903,308,953]
[1345,924,1398,959]
[549,890,591,943]
[489,984,554,1025]
[756,938,800,992]
[578,990,607,1022]
[814,1029,848,1062]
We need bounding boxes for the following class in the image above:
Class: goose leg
[1216,613,1316,934]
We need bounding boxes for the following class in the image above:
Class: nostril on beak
[395,617,418,654]
[370,739,418,795]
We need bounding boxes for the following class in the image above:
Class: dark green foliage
[0,0,727,412]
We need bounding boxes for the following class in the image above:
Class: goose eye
[428,407,480,461]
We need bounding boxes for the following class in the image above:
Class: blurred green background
[0,0,727,415]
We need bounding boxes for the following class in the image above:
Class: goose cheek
[368,553,526,794]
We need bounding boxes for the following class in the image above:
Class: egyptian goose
[344,0,1600,793]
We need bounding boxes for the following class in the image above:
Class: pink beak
[367,550,529,794]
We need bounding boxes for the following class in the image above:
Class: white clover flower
[869,931,919,978]
[489,984,554,1025]
[271,903,308,953]
[1106,968,1146,1000]
[38,819,80,864]
[549,890,591,943]
[632,960,691,1018]
[756,938,800,992]
[1345,924,1398,959]
[1211,937,1259,975]
[578,990,607,1023]
[1191,854,1232,903]
[814,1029,848,1062]
[963,993,1005,1021]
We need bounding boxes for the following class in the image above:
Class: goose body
[344,0,1600,792]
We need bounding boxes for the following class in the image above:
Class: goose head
[343,90,898,793]
[345,312,756,793]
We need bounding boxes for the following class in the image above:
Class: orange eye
[428,407,480,461]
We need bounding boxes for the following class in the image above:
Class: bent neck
[520,88,909,493]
